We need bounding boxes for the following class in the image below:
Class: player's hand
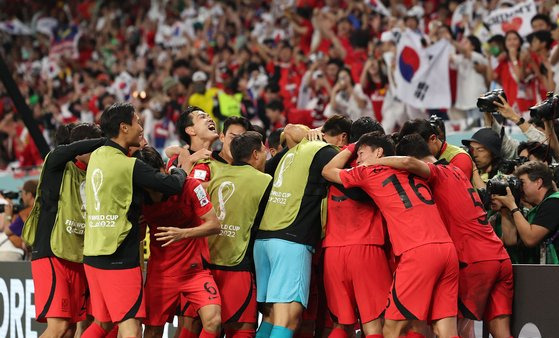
[306,128,324,142]
[189,149,212,163]
[164,145,187,158]
[492,187,517,210]
[155,227,190,247]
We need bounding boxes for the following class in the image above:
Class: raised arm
[322,148,353,184]
[47,138,106,171]
[361,156,431,179]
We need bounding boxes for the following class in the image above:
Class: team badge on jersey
[194,184,210,207]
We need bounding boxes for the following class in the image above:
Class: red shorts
[323,245,392,325]
[385,243,459,321]
[31,257,87,323]
[145,270,221,326]
[84,265,146,323]
[212,269,255,324]
[458,259,513,322]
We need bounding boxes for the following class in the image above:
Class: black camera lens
[529,92,559,121]
[477,89,507,113]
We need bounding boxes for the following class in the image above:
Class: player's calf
[199,304,222,334]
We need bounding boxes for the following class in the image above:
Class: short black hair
[55,123,76,146]
[223,116,252,135]
[268,128,284,150]
[350,117,384,143]
[396,134,432,158]
[467,35,482,54]
[322,115,352,137]
[515,160,555,190]
[531,14,552,28]
[231,131,263,163]
[99,102,135,138]
[176,106,204,145]
[140,146,165,170]
[266,100,284,112]
[70,123,103,143]
[527,30,553,49]
[517,141,552,164]
[399,119,437,142]
[356,132,395,156]
[252,125,267,145]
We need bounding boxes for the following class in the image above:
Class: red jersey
[323,184,385,247]
[143,178,213,278]
[427,162,509,264]
[340,166,451,256]
[167,154,212,182]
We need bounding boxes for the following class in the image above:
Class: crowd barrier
[0,262,557,337]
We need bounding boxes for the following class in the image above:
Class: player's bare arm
[361,156,431,179]
[155,209,220,247]
[322,148,353,184]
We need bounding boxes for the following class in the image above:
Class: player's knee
[46,319,72,337]
[144,325,165,338]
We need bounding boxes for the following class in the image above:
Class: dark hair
[322,115,352,137]
[350,117,384,143]
[23,179,39,198]
[504,30,523,58]
[531,14,552,28]
[356,132,395,156]
[517,141,552,164]
[527,30,553,49]
[54,123,76,146]
[252,125,267,145]
[399,119,437,142]
[176,106,204,145]
[335,67,355,86]
[231,131,263,163]
[69,123,103,143]
[223,116,252,135]
[350,29,370,49]
[266,100,284,112]
[396,134,432,158]
[327,58,344,69]
[268,128,284,149]
[265,82,280,93]
[467,35,482,54]
[140,146,165,170]
[99,102,135,138]
[515,161,555,190]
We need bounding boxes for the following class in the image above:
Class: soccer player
[22,123,104,338]
[206,131,273,337]
[322,119,391,338]
[322,132,459,338]
[82,103,189,338]
[140,146,222,338]
[399,119,474,180]
[254,124,337,338]
[367,134,513,337]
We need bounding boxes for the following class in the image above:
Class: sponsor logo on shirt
[194,184,210,207]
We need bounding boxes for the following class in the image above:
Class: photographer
[0,180,38,261]
[462,128,502,182]
[494,161,559,264]
[483,94,546,160]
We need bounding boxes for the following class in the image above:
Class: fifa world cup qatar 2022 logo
[216,181,235,221]
[91,169,103,212]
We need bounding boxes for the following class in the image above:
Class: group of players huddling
[23,102,513,338]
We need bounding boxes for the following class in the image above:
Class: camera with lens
[429,115,446,142]
[477,89,507,113]
[549,163,559,186]
[529,92,559,121]
[487,175,523,199]
[498,157,529,175]
[0,203,23,214]
[0,190,20,200]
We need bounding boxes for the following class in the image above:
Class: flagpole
[0,54,50,158]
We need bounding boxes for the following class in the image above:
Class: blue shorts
[253,238,313,308]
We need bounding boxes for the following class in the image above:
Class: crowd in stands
[0,0,559,171]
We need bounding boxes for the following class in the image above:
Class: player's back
[427,162,509,263]
[353,165,451,256]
